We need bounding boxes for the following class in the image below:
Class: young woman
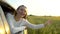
[6,5,51,34]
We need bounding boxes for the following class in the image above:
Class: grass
[27,15,60,34]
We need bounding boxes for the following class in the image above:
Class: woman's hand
[44,20,52,26]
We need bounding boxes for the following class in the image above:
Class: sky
[5,0,60,16]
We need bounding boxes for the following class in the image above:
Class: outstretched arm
[23,19,52,29]
[23,19,45,29]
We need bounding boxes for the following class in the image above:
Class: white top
[6,13,45,34]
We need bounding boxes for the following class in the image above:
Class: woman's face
[17,7,27,17]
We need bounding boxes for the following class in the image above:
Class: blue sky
[5,0,60,16]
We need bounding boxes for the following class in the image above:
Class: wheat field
[27,15,60,34]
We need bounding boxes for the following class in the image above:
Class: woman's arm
[23,19,45,29]
[6,13,26,33]
[23,19,51,29]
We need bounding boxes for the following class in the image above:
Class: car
[0,0,27,34]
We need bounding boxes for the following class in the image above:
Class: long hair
[14,5,27,19]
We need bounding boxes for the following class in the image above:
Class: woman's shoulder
[6,13,14,17]
[6,13,14,20]
[7,13,13,15]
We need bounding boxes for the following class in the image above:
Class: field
[27,15,60,34]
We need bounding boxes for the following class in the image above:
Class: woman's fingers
[44,20,52,26]
[47,20,52,24]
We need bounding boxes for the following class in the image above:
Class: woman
[6,5,51,34]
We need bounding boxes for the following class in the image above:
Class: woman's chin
[21,15,25,17]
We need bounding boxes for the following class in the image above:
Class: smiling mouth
[20,13,24,15]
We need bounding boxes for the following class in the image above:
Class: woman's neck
[14,14,22,21]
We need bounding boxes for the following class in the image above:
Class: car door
[0,6,11,34]
[0,9,6,34]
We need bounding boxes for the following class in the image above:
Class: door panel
[0,15,6,34]
[0,6,11,34]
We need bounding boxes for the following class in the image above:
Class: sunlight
[4,0,60,16]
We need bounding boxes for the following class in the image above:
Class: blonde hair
[14,5,27,19]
